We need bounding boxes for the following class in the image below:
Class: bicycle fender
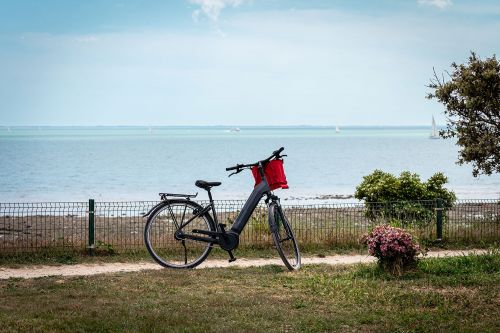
[143,202,166,217]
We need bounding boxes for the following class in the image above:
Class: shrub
[360,225,421,276]
[355,170,456,224]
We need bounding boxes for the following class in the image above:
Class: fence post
[88,199,95,256]
[436,198,443,241]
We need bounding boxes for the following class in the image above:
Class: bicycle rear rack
[159,192,198,201]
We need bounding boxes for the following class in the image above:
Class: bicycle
[143,147,301,270]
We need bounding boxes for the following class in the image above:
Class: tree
[427,52,500,177]
[354,170,456,223]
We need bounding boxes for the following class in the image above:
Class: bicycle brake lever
[228,169,242,177]
[228,167,246,177]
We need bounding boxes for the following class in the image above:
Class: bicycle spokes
[145,201,214,268]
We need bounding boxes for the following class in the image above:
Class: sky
[0,0,499,126]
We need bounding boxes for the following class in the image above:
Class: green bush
[355,170,456,223]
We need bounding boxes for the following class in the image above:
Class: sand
[0,249,486,280]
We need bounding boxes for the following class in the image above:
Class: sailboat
[429,116,439,139]
[335,125,340,134]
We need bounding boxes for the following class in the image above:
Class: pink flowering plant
[360,225,421,275]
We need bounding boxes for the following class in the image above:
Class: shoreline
[0,192,498,204]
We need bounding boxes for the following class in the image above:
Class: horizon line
[0,124,440,128]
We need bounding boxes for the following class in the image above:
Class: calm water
[0,126,499,203]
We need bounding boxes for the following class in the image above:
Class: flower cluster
[361,225,421,270]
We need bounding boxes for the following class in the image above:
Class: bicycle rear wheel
[269,202,301,270]
[144,199,215,269]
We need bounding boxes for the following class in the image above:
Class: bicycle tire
[144,199,215,269]
[268,202,301,270]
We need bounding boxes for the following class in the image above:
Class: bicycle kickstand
[227,250,236,263]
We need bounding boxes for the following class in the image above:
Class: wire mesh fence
[94,201,155,252]
[0,199,498,254]
[0,202,88,253]
[445,199,499,243]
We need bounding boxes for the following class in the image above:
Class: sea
[0,126,499,203]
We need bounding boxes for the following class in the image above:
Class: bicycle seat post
[206,188,214,205]
[203,188,220,228]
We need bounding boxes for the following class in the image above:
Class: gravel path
[0,249,486,280]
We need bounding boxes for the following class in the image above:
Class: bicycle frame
[231,180,271,233]
[171,163,273,246]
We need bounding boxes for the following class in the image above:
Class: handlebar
[225,147,285,174]
[225,164,244,171]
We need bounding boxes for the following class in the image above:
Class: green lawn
[0,252,499,333]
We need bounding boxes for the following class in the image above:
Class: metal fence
[0,199,498,254]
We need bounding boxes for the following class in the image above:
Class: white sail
[430,116,439,139]
[335,125,340,133]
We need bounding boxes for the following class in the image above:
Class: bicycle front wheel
[144,199,215,269]
[269,202,301,270]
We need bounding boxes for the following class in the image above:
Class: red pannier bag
[251,159,289,191]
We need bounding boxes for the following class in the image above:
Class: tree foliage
[427,52,500,177]
[355,170,456,222]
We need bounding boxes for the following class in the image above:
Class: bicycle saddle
[195,180,222,190]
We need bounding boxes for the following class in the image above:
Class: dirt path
[0,249,487,280]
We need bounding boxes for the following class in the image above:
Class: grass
[0,252,498,332]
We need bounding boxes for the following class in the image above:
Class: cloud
[417,0,452,9]
[189,0,247,22]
